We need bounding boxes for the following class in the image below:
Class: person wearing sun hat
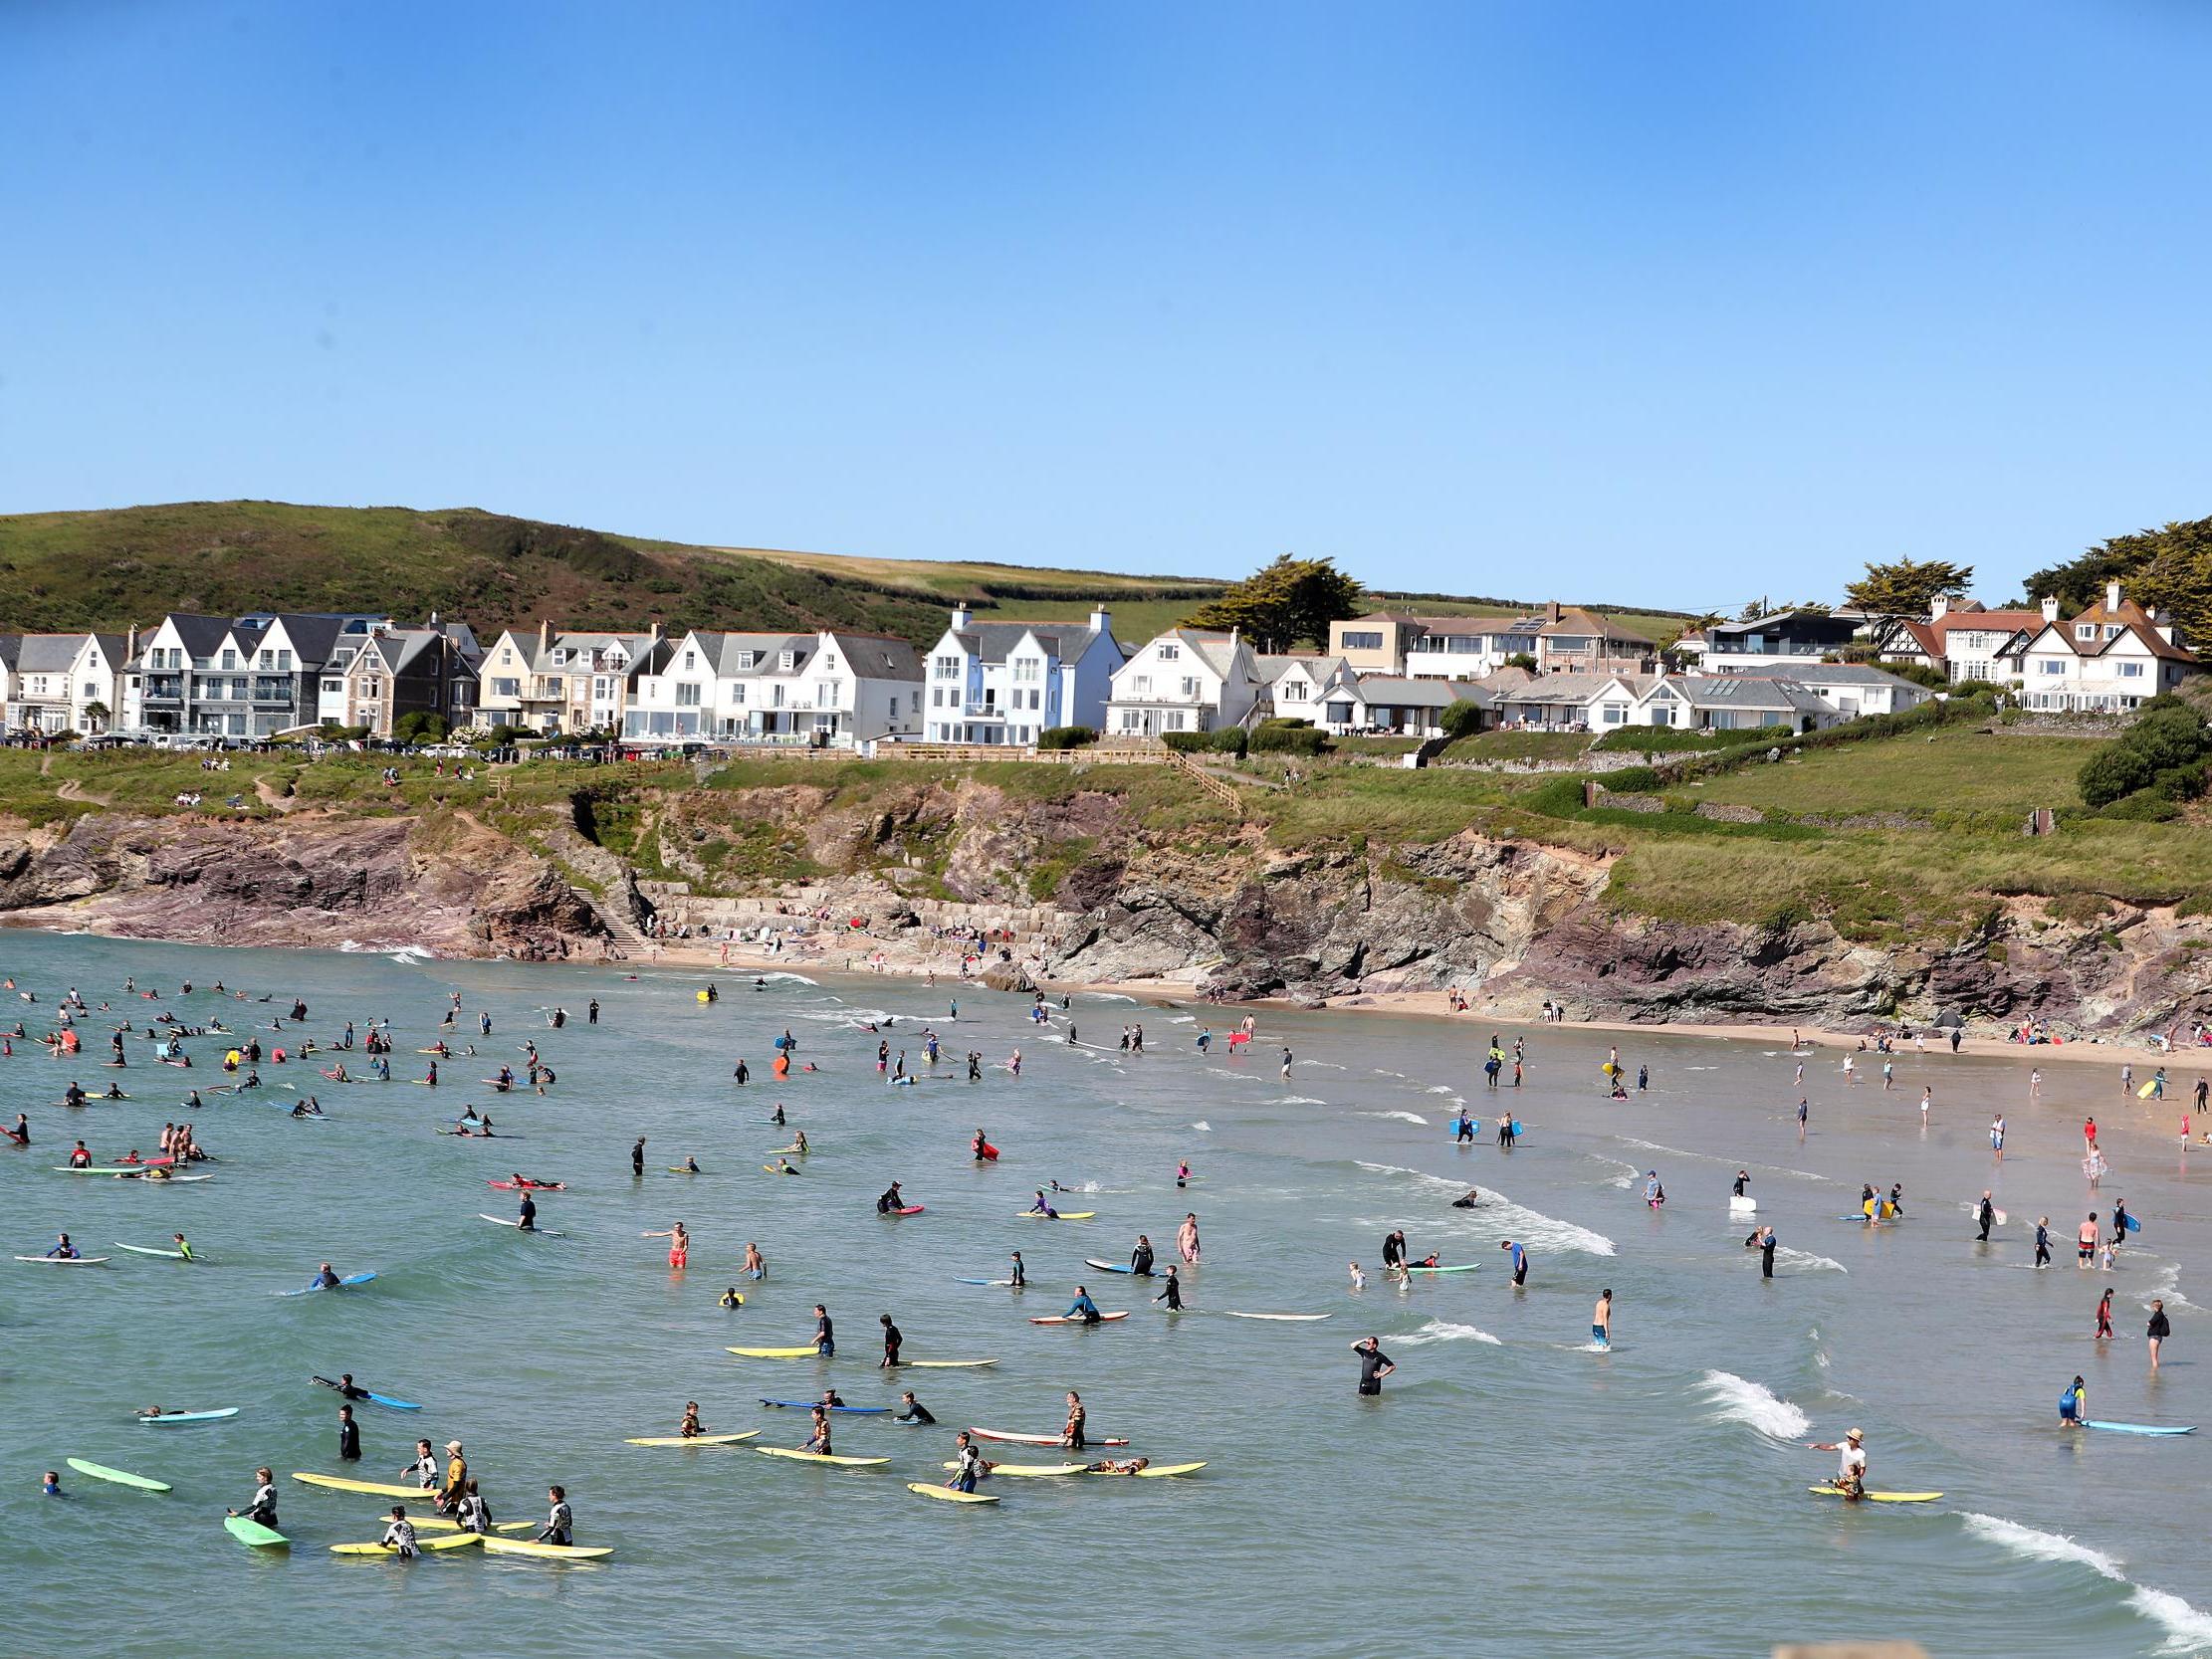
[438,1440,468,1513]
[1807,1427,1867,1498]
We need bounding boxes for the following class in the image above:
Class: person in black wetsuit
[1130,1235,1155,1276]
[879,1313,902,1368]
[631,1138,645,1177]
[1381,1229,1407,1272]
[518,1192,537,1232]
[1154,1265,1183,1311]
[336,1404,360,1462]
[877,1182,904,1214]
[1746,1225,1777,1278]
[895,1391,935,1424]
[1352,1337,1396,1396]
[1008,1250,1025,1287]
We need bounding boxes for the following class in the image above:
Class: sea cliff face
[0,787,2206,1038]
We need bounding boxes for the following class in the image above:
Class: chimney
[649,621,664,646]
[2040,595,2060,622]
[950,604,972,631]
[1547,600,1563,624]
[1930,594,1950,620]
[2105,579,2122,611]
[537,618,553,656]
[1089,605,1110,634]
[125,623,139,663]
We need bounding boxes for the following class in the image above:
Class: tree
[1182,555,1364,651]
[83,700,110,732]
[1843,557,1974,618]
[2023,517,2212,640]
[392,711,449,744]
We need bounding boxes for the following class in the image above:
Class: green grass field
[1692,727,2099,817]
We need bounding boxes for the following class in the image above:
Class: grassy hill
[0,500,1691,648]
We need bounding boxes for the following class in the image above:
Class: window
[675,683,702,707]
[323,678,346,695]
[2077,625,2096,641]
[2118,661,2144,678]
[220,650,236,670]
[1283,680,1307,700]
[1341,631,1383,650]
[933,655,961,677]
[772,685,785,708]
[491,678,520,698]
[1602,702,1628,725]
[683,652,697,671]
[737,652,757,670]
[1158,644,1181,661]
[2038,659,2065,675]
[277,650,292,671]
[732,685,747,706]
[1180,677,1199,698]
[889,697,899,719]
[1132,675,1152,694]
[778,651,797,672]
[931,687,943,708]
[1167,711,1187,729]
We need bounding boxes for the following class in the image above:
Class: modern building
[1700,609,1863,671]
[921,606,1123,744]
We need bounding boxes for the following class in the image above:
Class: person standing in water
[1976,1191,1996,1243]
[1178,1212,1201,1264]
[1807,1428,1867,1499]
[2095,1287,2114,1340]
[1154,1265,1184,1311]
[2148,1300,2171,1369]
[2034,1217,2052,1269]
[1351,1336,1396,1396]
[1748,1225,1778,1279]
[1501,1238,1528,1286]
[1592,1289,1613,1350]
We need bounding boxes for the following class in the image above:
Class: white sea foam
[1394,1318,1501,1347]
[1205,1068,1264,1085]
[754,971,818,985]
[1270,1095,1326,1106]
[1190,1121,1211,1133]
[1964,1514,2212,1652]
[1620,1138,1829,1181]
[1091,993,1138,1003]
[1354,1161,1617,1256]
[1357,1111,1431,1126]
[1776,1247,1848,1275]
[1695,1370,1810,1439]
[1426,1085,1457,1095]
[1593,1156,1641,1189]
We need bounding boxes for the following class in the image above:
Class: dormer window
[1159,644,1181,661]
[2103,625,2120,640]
[2077,626,2095,642]
[779,651,799,672]
[737,652,757,670]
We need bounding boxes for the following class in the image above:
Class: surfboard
[727,1346,824,1358]
[112,1242,191,1259]
[954,1278,1017,1286]
[138,1407,239,1424]
[488,1180,564,1191]
[481,1536,613,1560]
[1083,1259,1145,1275]
[1028,1311,1129,1325]
[1403,1263,1478,1274]
[940,1460,1085,1477]
[763,1164,801,1175]
[225,1516,290,1549]
[754,1447,891,1468]
[1223,1312,1330,1322]
[1809,1486,1942,1503]
[1088,1461,1208,1477]
[2123,1213,2142,1233]
[478,1214,566,1237]
[760,1400,889,1414]
[360,1391,422,1411]
[16,1254,110,1265]
[622,1432,759,1446]
[1729,1196,1757,1213]
[291,1472,437,1499]
[332,1532,484,1555]
[1017,1211,1094,1221]
[276,1271,375,1296]
[970,1428,1130,1448]
[907,1482,997,1504]
[2139,1080,2158,1098]
[2085,1420,2195,1435]
[66,1458,169,1491]
[435,1129,523,1138]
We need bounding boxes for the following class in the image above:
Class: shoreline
[23,914,2212,1070]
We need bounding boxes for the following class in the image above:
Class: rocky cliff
[2,783,2206,1039]
[0,810,605,960]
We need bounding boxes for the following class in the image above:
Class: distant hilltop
[0,500,1688,648]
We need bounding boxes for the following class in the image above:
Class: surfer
[1007,1250,1025,1287]
[307,1262,341,1291]
[972,1130,992,1161]
[6,1114,26,1146]
[680,1402,704,1439]
[2095,1287,2113,1340]
[2060,1375,2087,1427]
[455,1482,492,1536]
[719,1286,746,1309]
[1063,1286,1103,1326]
[878,1181,907,1214]
[1027,1190,1059,1219]
[1061,1391,1087,1448]
[813,1304,834,1357]
[402,1439,439,1489]
[315,1372,371,1402]
[1382,1230,1406,1272]
[227,1467,280,1529]
[897,1391,936,1425]
[1130,1234,1155,1276]
[1733,1170,1750,1199]
[1746,1225,1777,1279]
[632,1137,646,1176]
[537,1486,573,1547]
[379,1505,420,1558]
[1807,1428,1866,1499]
[2110,1199,2131,1252]
[2034,1216,2052,1269]
[1154,1264,1184,1311]
[1976,1192,1995,1242]
[879,1313,903,1367]
[438,1441,468,1513]
[1352,1336,1397,1396]
[336,1404,359,1462]
[804,1406,833,1457]
[2148,1300,2170,1368]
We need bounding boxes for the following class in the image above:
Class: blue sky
[5,2,2208,610]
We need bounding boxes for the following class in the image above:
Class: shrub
[1438,700,1485,740]
[1249,725,1330,754]
[1602,765,1662,792]
[1259,716,1312,729]
[1036,726,1097,749]
[1163,728,1246,756]
[2099,788,2182,822]
[2078,701,2212,807]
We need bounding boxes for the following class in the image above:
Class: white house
[1769,662,1931,720]
[1875,596,2056,686]
[1259,655,1359,728]
[65,631,130,733]
[1105,629,1263,736]
[1402,615,1545,680]
[1495,673,1654,730]
[2014,584,2198,713]
[922,606,1124,744]
[1632,674,1836,731]
[0,634,94,733]
[626,629,921,746]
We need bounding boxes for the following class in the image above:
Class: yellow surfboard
[481,1536,613,1560]
[754,1447,890,1468]
[331,1533,485,1555]
[623,1432,759,1446]
[941,1461,1085,1477]
[291,1471,436,1500]
[908,1482,998,1505]
[726,1346,821,1358]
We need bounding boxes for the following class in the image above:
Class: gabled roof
[1499,673,1651,705]
[0,636,20,672]
[1745,663,1923,690]
[15,634,87,674]
[1928,608,2046,640]
[2021,614,2197,666]
[1132,630,1249,679]
[1352,675,1487,708]
[1537,608,1646,644]
[947,619,1109,666]
[1655,676,1832,715]
[86,633,127,665]
[819,631,923,680]
[150,614,236,660]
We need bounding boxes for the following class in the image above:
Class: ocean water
[2,932,2207,1658]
